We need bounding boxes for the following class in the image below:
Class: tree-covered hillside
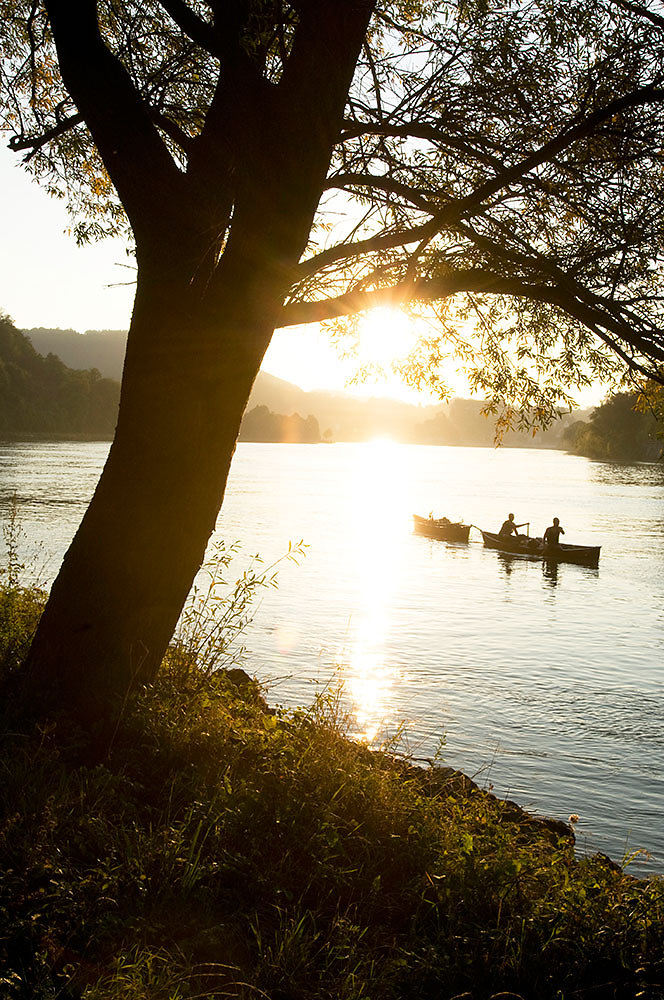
[24,327,128,380]
[0,313,120,437]
[564,392,663,462]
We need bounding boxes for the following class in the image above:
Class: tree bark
[21,256,278,721]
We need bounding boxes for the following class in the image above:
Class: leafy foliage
[1,531,662,997]
[166,538,306,682]
[0,503,47,682]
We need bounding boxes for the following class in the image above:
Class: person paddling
[499,513,527,538]
[543,517,565,549]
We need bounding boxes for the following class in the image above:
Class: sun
[357,306,416,368]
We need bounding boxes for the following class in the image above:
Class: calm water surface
[2,440,663,872]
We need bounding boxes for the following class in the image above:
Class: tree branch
[300,80,664,279]
[156,0,222,57]
[455,220,664,364]
[609,0,664,31]
[8,112,84,159]
[45,0,191,245]
[278,272,664,385]
[340,120,505,169]
[326,171,437,212]
[203,0,377,299]
[149,108,196,155]
[279,272,530,325]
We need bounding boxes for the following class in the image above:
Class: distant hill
[24,327,128,380]
[412,397,587,448]
[20,325,586,447]
[248,371,441,441]
[20,327,444,440]
[1,315,120,437]
[21,328,439,438]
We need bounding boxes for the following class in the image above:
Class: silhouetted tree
[3,1,664,721]
[564,391,662,461]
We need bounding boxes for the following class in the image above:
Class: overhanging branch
[325,171,437,212]
[278,271,664,385]
[279,271,543,325]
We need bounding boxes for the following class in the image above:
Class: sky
[0,144,425,398]
[0,144,604,406]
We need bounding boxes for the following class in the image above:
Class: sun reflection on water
[341,439,410,743]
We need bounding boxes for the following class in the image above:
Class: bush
[0,582,46,684]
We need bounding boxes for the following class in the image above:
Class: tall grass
[0,500,47,682]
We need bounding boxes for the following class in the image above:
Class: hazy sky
[0,144,408,396]
[1,144,603,406]
[0,145,134,331]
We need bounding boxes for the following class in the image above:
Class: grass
[1,579,663,999]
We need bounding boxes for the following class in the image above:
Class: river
[1,439,663,872]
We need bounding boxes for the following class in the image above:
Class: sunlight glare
[341,439,411,743]
[357,307,416,367]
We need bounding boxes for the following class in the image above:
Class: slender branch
[340,120,505,169]
[362,39,383,118]
[297,219,438,279]
[609,0,664,30]
[326,171,437,212]
[8,112,84,159]
[156,0,222,56]
[149,109,195,154]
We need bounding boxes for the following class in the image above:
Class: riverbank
[0,431,114,442]
[1,585,663,999]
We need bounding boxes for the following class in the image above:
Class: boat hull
[413,515,471,543]
[481,531,600,567]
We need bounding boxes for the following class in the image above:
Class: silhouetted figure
[499,513,519,537]
[543,517,565,548]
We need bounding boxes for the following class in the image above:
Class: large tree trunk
[13,0,376,726]
[20,257,278,722]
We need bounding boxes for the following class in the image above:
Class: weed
[165,539,307,688]
[0,500,48,682]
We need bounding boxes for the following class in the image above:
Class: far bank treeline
[1,315,662,458]
[563,392,663,462]
[0,317,324,443]
[0,314,119,438]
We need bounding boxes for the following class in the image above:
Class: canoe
[480,530,600,567]
[413,514,471,543]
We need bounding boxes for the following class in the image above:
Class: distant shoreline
[1,432,568,449]
[0,432,115,443]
